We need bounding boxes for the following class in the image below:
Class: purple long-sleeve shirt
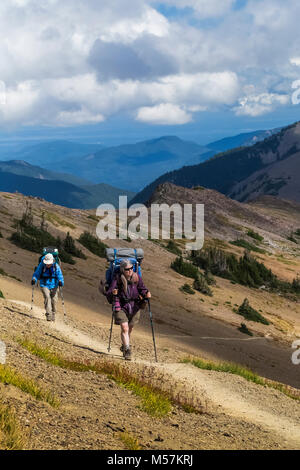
[107,274,148,316]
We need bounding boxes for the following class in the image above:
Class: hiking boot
[45,314,52,322]
[120,344,130,352]
[123,347,132,361]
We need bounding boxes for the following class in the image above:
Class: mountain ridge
[132,121,300,205]
[0,168,135,209]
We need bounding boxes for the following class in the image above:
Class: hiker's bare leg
[120,322,130,347]
[128,324,134,341]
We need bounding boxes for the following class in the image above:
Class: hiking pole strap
[147,299,158,362]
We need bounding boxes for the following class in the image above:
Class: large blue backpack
[38,247,60,266]
[105,248,143,284]
[100,248,144,303]
[34,247,60,284]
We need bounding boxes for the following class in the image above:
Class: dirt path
[12,299,122,359]
[11,299,300,449]
[155,362,300,448]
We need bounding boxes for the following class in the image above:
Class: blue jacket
[32,261,64,289]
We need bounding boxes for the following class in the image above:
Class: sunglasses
[124,266,133,271]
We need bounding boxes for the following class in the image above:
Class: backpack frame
[105,248,143,285]
[100,248,144,303]
[38,247,60,266]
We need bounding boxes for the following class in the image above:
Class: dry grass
[17,338,206,416]
[0,364,60,408]
[183,356,300,401]
[117,430,142,450]
[44,211,76,229]
[0,400,28,450]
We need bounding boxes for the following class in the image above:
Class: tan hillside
[0,189,300,450]
[147,182,300,240]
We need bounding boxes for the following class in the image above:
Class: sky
[0,0,300,146]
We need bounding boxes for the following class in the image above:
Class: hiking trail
[11,299,300,449]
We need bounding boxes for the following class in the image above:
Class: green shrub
[179,284,195,295]
[10,205,76,265]
[237,298,269,325]
[63,232,87,259]
[287,233,298,244]
[166,240,181,256]
[171,256,199,279]
[78,231,107,258]
[238,323,253,336]
[190,247,299,295]
[0,290,4,299]
[204,269,216,286]
[193,273,213,296]
[247,230,264,242]
[230,239,265,253]
[87,214,99,222]
[292,276,300,293]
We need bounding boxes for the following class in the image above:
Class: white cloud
[245,0,291,30]
[0,0,298,127]
[56,109,105,126]
[103,8,169,42]
[234,92,290,117]
[0,81,40,124]
[136,103,192,125]
[151,0,235,18]
[290,57,300,67]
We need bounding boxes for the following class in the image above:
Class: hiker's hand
[58,281,63,287]
[112,289,118,296]
[31,279,36,286]
[146,291,151,299]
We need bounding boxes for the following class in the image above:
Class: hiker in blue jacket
[31,253,64,322]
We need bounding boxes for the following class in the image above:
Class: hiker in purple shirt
[106,259,151,360]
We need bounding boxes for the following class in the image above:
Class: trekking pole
[59,286,67,319]
[30,285,35,311]
[108,307,114,352]
[147,299,158,362]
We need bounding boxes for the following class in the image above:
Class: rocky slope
[147,182,300,241]
[1,298,300,450]
[0,189,300,449]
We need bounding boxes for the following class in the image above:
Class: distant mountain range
[0,130,281,193]
[206,128,281,153]
[132,122,300,205]
[0,140,105,166]
[0,161,135,209]
[0,160,91,187]
[48,136,211,192]
[0,126,290,208]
